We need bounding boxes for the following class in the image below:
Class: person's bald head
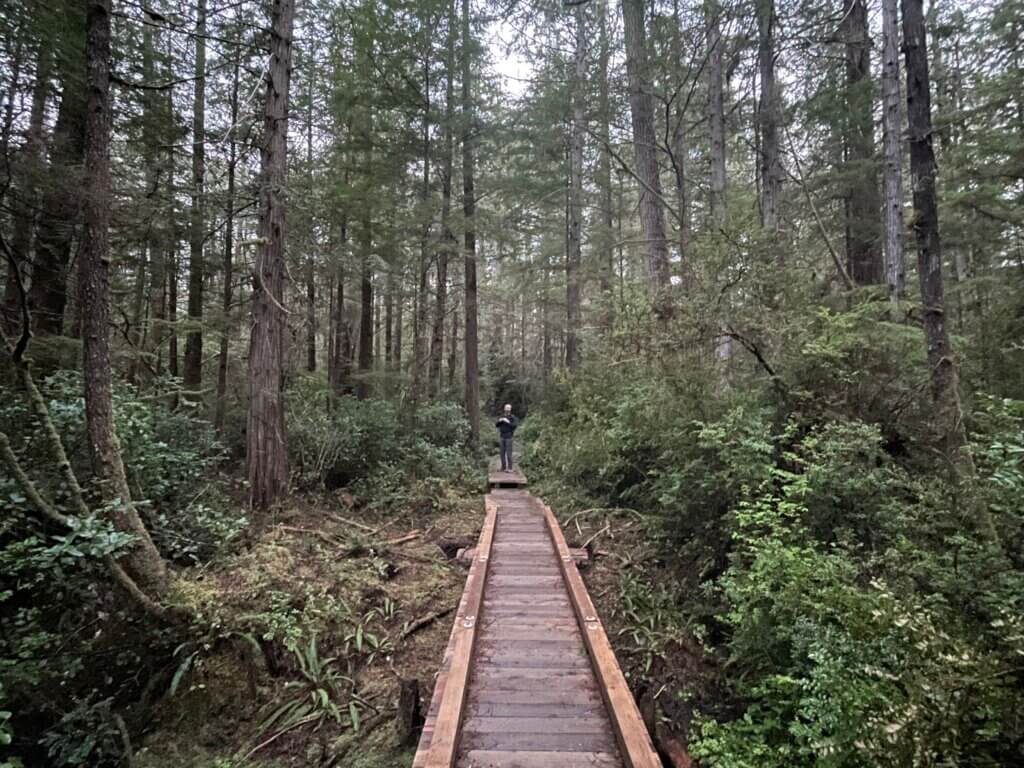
[503,404,512,414]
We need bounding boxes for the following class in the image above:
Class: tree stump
[396,678,422,745]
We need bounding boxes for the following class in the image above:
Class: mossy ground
[135,481,483,767]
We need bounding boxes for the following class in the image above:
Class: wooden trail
[413,465,660,768]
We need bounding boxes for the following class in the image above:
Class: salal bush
[692,410,1024,768]
[287,377,473,490]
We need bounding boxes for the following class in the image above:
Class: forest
[1,0,1023,764]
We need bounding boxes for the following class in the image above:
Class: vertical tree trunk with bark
[80,0,167,592]
[882,0,905,309]
[566,3,585,371]
[4,46,49,335]
[142,23,167,377]
[412,45,431,403]
[357,228,373,399]
[184,0,207,393]
[900,0,970,461]
[29,32,86,335]
[621,0,671,304]
[305,69,316,372]
[215,51,241,432]
[461,0,480,445]
[707,0,726,225]
[756,0,782,231]
[842,0,883,285]
[596,0,615,322]
[669,0,691,271]
[429,0,456,396]
[248,0,295,509]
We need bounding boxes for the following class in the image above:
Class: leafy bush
[288,378,473,490]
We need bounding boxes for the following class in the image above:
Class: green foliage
[527,304,1024,767]
[287,379,474,491]
[38,696,124,768]
[258,637,353,736]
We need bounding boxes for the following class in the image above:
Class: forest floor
[134,481,485,768]
[131,475,687,767]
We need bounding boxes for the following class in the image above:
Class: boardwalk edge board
[420,496,497,768]
[540,501,663,768]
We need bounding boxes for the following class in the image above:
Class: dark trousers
[500,436,514,470]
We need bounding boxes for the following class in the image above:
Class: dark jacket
[496,415,519,438]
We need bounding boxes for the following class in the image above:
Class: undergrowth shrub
[524,304,1024,767]
[287,376,474,491]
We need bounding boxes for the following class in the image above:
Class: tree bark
[447,291,459,392]
[881,0,906,310]
[429,0,456,396]
[215,49,241,432]
[412,44,431,403]
[756,0,782,231]
[29,24,87,336]
[80,0,167,592]
[621,0,671,305]
[305,67,316,373]
[707,0,726,225]
[462,0,480,445]
[596,0,615,324]
[900,0,970,462]
[669,0,690,275]
[842,0,883,285]
[248,0,295,509]
[566,3,585,371]
[184,0,207,394]
[4,45,49,336]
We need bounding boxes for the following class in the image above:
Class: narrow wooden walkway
[413,467,660,768]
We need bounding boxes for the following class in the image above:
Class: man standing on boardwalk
[496,403,519,472]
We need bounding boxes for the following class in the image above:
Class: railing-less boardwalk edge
[413,466,660,768]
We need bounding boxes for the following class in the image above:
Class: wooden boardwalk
[413,468,660,768]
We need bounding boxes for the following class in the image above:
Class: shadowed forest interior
[1,0,1023,765]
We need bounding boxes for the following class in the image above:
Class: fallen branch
[327,513,377,533]
[385,530,421,546]
[243,713,320,758]
[400,606,455,640]
[581,523,612,550]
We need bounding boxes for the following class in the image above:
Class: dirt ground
[135,482,484,768]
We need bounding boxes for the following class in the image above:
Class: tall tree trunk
[330,216,351,394]
[4,45,49,335]
[447,292,459,392]
[143,22,168,377]
[184,0,207,394]
[412,46,431,403]
[670,0,691,277]
[900,0,972,467]
[596,0,615,323]
[621,0,671,305]
[566,3,585,371]
[756,0,782,231]
[357,228,373,399]
[248,0,295,509]
[707,0,726,225]
[215,50,241,432]
[127,248,148,384]
[394,266,404,371]
[80,0,167,592]
[842,0,883,285]
[461,0,480,445]
[305,68,316,372]
[29,30,87,335]
[429,0,456,396]
[622,0,671,313]
[881,0,905,310]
